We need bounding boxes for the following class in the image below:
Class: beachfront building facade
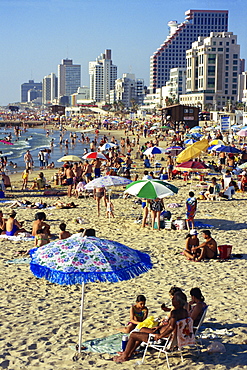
[112,73,145,108]
[42,73,58,105]
[89,49,117,103]
[58,59,81,100]
[21,80,42,102]
[149,9,228,93]
[238,71,247,105]
[179,32,240,110]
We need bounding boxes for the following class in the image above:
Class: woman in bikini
[183,229,200,260]
[188,287,207,327]
[93,187,106,217]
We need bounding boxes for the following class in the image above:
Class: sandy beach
[0,128,247,370]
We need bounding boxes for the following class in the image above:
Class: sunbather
[6,211,27,236]
[117,295,148,334]
[191,230,217,261]
[188,287,207,327]
[183,229,200,260]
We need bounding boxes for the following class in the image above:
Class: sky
[1,0,247,106]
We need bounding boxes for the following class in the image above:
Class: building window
[208,78,215,88]
[232,40,235,44]
[233,60,238,65]
[233,66,238,71]
[232,90,237,94]
[226,54,229,59]
[233,54,238,59]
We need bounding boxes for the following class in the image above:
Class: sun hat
[190,229,198,235]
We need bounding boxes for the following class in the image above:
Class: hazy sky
[1,0,247,106]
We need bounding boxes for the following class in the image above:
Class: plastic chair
[193,306,208,347]
[141,317,196,368]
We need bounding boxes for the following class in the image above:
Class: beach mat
[71,333,122,354]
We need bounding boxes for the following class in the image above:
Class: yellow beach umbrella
[176,139,209,163]
[57,155,82,162]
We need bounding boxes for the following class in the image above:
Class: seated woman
[6,211,27,236]
[188,287,207,327]
[29,172,46,190]
[204,177,221,200]
[183,229,200,260]
[117,295,148,334]
[0,210,6,234]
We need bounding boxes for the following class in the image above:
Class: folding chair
[141,317,196,369]
[193,306,208,347]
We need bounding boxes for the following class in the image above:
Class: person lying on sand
[191,230,217,261]
[54,201,77,209]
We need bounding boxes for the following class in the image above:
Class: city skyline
[1,0,247,106]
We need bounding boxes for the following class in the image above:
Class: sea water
[0,126,94,171]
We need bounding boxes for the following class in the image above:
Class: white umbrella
[82,152,107,160]
[143,146,167,156]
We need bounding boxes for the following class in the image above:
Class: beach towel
[0,234,34,242]
[5,257,31,264]
[176,317,195,348]
[71,333,122,354]
[200,328,234,339]
[193,221,214,229]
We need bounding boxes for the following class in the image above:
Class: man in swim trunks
[6,211,27,236]
[93,187,106,217]
[65,164,75,197]
[192,230,217,261]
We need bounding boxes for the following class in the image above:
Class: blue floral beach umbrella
[29,234,152,354]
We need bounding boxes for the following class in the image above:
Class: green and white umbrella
[124,179,178,199]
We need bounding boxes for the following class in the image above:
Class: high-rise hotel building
[58,59,81,99]
[42,73,58,105]
[89,49,117,102]
[149,9,228,92]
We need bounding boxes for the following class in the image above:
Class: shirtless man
[93,158,101,178]
[113,291,188,363]
[65,164,75,197]
[192,230,217,261]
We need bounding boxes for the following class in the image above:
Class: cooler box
[218,245,232,259]
[154,221,165,229]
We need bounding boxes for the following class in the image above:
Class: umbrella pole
[78,282,85,354]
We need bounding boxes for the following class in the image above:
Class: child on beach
[185,191,197,230]
[21,168,29,190]
[32,212,50,237]
[59,223,71,240]
[35,228,50,247]
[106,199,114,218]
[118,295,148,333]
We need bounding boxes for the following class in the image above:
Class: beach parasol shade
[175,161,209,172]
[82,152,107,160]
[215,145,241,154]
[143,146,167,155]
[184,139,196,145]
[208,144,222,152]
[237,129,247,137]
[160,125,172,130]
[189,126,202,132]
[84,175,132,189]
[124,179,178,199]
[99,143,118,151]
[57,155,82,162]
[30,235,152,355]
[209,139,225,146]
[176,139,209,163]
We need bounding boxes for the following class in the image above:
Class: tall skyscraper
[21,80,42,102]
[180,32,240,110]
[58,59,81,99]
[89,49,117,102]
[150,9,228,92]
[42,73,58,105]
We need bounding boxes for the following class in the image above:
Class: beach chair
[193,306,208,347]
[141,317,196,368]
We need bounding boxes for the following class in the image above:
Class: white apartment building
[166,68,186,101]
[58,59,81,98]
[113,73,145,108]
[180,32,240,110]
[238,71,247,105]
[42,73,57,105]
[150,9,228,92]
[89,49,117,103]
